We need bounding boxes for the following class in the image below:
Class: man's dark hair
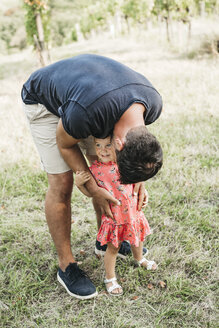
[116,126,163,184]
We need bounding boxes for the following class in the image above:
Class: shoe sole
[95,247,127,260]
[95,247,148,259]
[108,291,123,297]
[57,273,98,300]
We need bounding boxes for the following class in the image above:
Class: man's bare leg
[45,170,75,271]
[46,170,98,298]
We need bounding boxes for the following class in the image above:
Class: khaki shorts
[23,103,96,174]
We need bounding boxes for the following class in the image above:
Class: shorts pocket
[23,103,49,123]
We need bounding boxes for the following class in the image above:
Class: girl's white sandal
[138,257,157,270]
[104,277,123,296]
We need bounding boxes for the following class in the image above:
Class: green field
[0,19,219,328]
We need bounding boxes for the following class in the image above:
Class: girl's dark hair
[116,126,163,184]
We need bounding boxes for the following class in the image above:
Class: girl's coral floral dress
[90,161,151,248]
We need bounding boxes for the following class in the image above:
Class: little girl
[75,136,157,296]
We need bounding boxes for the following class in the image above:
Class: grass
[0,19,219,327]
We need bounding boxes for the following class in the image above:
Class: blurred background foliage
[0,0,219,55]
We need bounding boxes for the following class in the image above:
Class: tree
[153,0,197,42]
[121,0,154,31]
[23,0,50,66]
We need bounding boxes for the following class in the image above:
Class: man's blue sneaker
[57,262,98,300]
[95,240,148,259]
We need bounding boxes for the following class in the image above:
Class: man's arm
[133,182,149,210]
[77,185,92,197]
[56,120,93,174]
[56,120,120,217]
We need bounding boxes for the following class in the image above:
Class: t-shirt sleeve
[144,88,163,125]
[58,100,91,139]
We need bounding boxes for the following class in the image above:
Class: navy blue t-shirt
[21,54,162,139]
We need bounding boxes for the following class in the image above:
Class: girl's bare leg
[104,242,122,294]
[131,242,157,270]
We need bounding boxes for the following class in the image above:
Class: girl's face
[94,137,116,163]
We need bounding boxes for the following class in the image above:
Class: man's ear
[114,138,125,151]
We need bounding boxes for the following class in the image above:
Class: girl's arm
[75,171,92,197]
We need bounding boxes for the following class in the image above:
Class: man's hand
[133,182,149,211]
[92,187,120,218]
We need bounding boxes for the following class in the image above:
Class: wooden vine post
[24,0,50,67]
